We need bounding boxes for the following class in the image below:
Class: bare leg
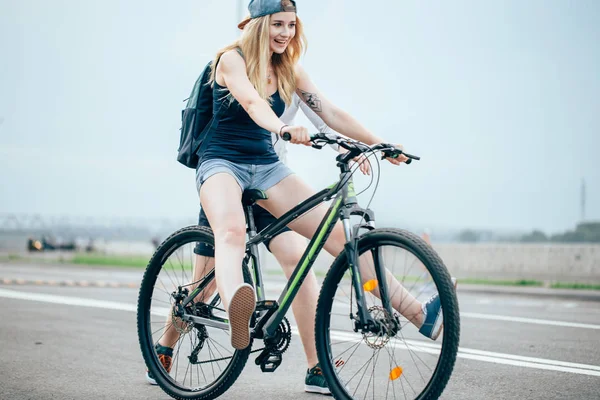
[269,231,320,368]
[199,173,247,312]
[259,174,424,326]
[356,252,425,326]
[158,254,217,349]
[201,173,256,350]
[157,173,248,350]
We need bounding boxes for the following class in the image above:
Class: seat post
[243,203,266,301]
[245,205,257,238]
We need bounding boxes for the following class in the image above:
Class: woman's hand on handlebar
[385,144,410,165]
[287,132,419,166]
[280,125,311,146]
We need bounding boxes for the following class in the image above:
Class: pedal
[255,300,279,312]
[255,348,282,373]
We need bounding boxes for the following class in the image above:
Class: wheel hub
[362,306,398,349]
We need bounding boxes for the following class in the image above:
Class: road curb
[0,278,138,289]
[3,262,600,301]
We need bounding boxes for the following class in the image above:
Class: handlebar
[281,132,420,164]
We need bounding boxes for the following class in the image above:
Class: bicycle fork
[341,212,398,336]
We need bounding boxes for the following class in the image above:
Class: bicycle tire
[315,228,460,400]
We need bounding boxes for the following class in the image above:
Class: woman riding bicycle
[195,0,443,347]
[148,97,370,394]
[150,0,447,390]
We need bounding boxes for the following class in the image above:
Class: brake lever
[312,138,330,149]
[380,150,397,160]
[381,150,413,164]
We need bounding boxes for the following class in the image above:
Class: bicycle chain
[191,316,292,365]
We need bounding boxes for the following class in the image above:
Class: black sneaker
[305,364,331,395]
[146,344,173,385]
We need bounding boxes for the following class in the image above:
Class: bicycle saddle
[242,189,268,206]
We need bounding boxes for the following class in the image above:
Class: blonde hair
[210,14,306,105]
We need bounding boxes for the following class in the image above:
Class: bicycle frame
[245,162,390,340]
[179,154,395,339]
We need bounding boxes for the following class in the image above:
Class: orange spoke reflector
[363,279,378,292]
[390,366,403,380]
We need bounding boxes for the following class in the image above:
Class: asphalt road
[0,262,599,399]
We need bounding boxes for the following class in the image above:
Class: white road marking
[2,287,600,378]
[324,330,600,377]
[327,299,600,330]
[0,287,138,312]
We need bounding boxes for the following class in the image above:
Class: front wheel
[315,228,460,400]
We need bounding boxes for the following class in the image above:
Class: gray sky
[1,0,599,234]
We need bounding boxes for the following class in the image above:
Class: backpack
[177,61,225,169]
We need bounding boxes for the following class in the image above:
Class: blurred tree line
[456,222,600,243]
[520,222,600,243]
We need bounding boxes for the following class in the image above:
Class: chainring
[270,316,292,355]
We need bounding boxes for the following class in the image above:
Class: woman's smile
[273,38,288,47]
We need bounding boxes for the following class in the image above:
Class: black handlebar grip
[383,152,414,165]
[393,153,413,164]
[282,132,291,141]
[403,152,420,161]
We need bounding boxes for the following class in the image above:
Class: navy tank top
[200,81,285,165]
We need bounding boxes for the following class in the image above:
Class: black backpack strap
[195,101,225,158]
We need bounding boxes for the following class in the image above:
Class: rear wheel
[315,228,460,400]
[137,226,253,400]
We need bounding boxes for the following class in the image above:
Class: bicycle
[137,132,460,400]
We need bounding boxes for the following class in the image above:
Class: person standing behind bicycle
[153,0,447,392]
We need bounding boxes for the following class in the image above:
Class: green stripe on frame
[252,258,262,298]
[279,197,342,309]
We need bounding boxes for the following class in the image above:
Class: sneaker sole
[145,371,157,385]
[229,284,256,350]
[304,384,332,395]
[430,277,458,341]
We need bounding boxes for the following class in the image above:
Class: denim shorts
[193,158,294,257]
[195,158,293,194]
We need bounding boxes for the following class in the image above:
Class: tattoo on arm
[299,89,322,112]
